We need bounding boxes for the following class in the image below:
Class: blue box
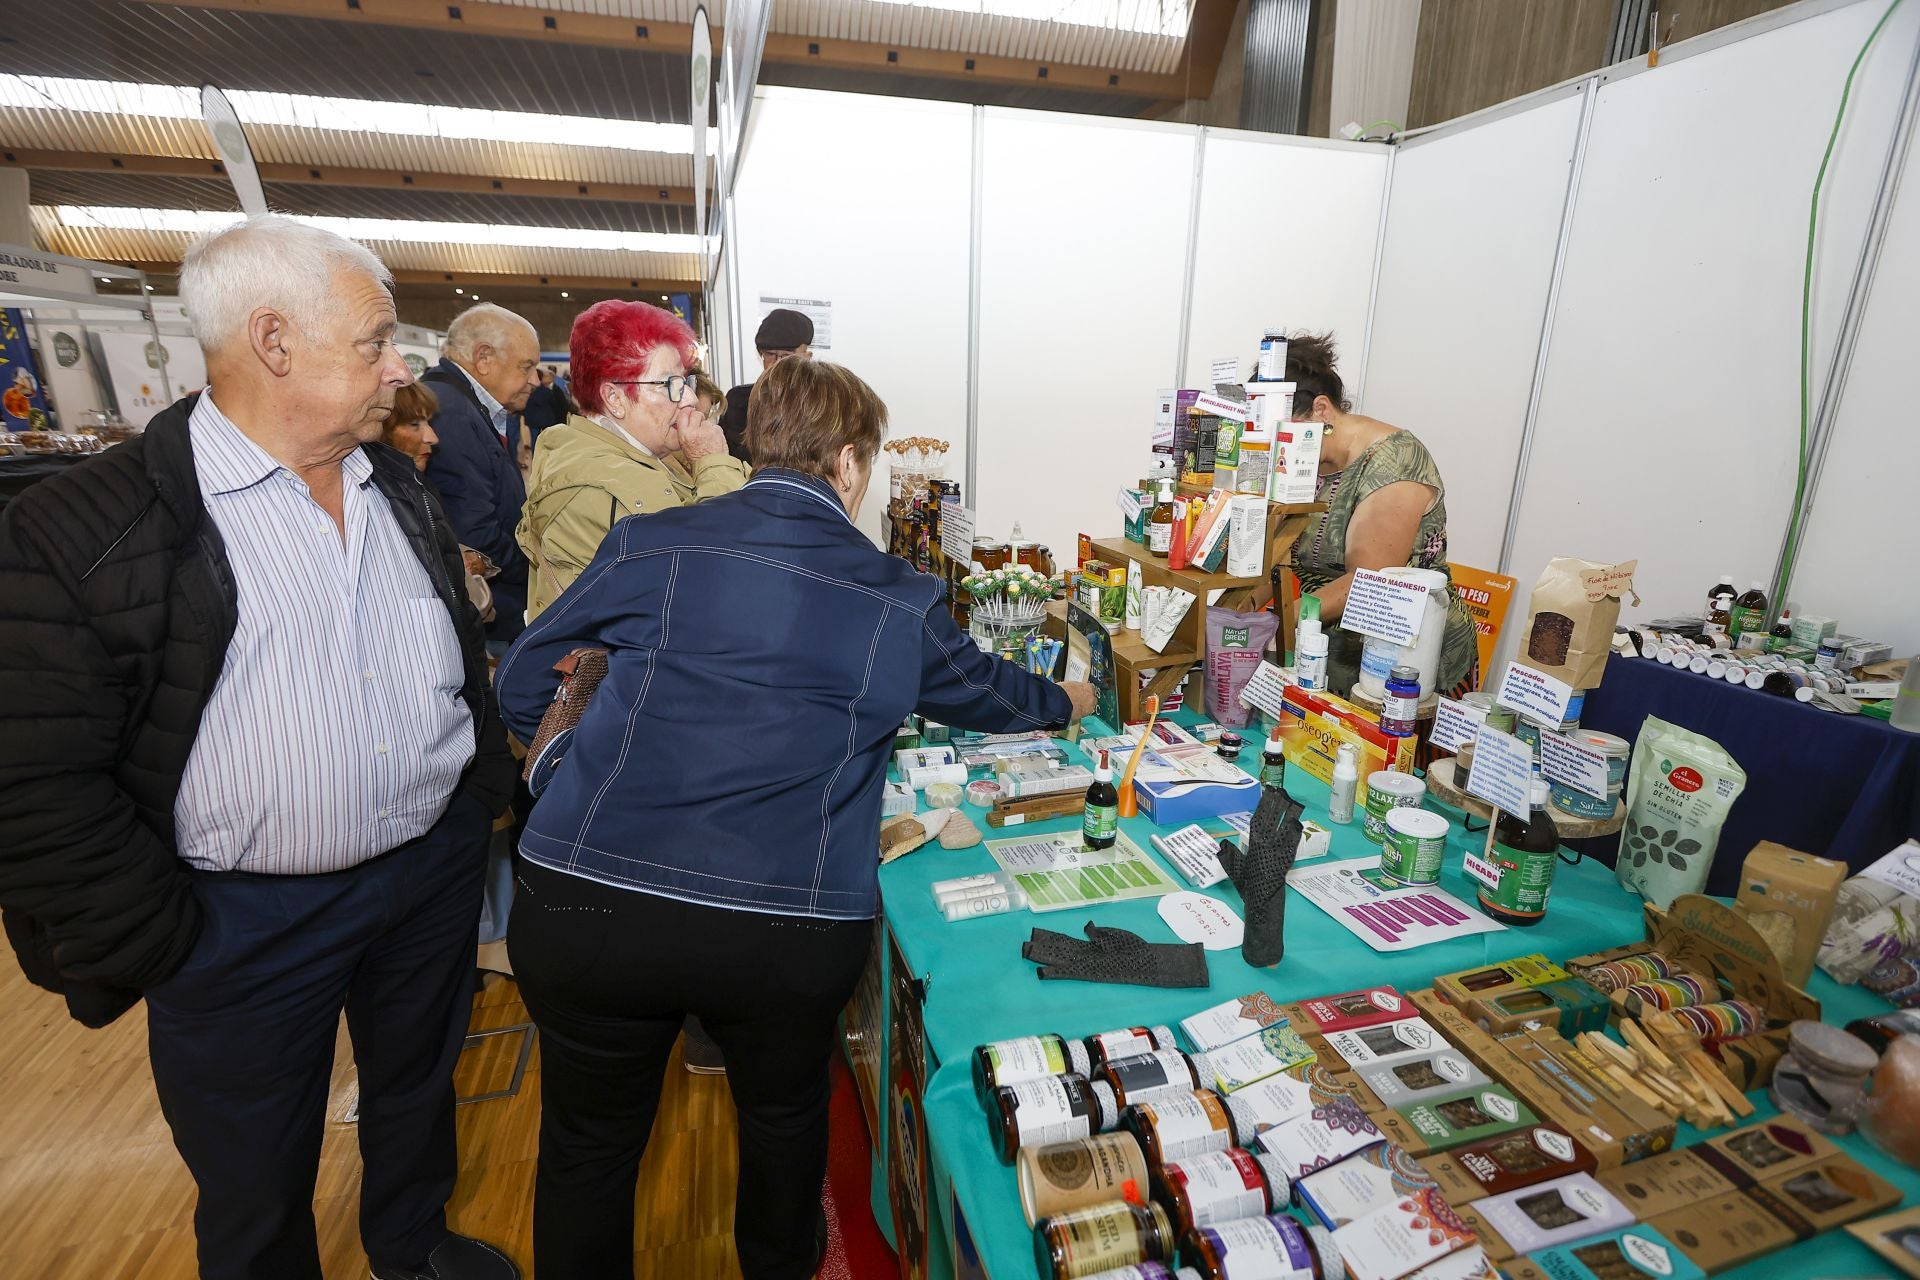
[1133,774,1259,825]
[1521,1226,1706,1280]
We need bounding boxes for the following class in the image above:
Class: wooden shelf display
[1043,501,1323,724]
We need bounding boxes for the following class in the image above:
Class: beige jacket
[518,413,748,619]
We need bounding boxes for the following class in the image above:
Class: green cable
[1780,0,1906,604]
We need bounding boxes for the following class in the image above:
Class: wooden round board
[1423,756,1626,838]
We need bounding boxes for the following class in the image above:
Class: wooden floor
[0,939,745,1279]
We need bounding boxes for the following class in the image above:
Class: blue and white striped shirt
[173,393,476,873]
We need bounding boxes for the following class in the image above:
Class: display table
[1580,652,1920,890]
[866,732,1916,1280]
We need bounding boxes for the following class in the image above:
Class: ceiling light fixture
[51,206,703,256]
[455,286,464,294]
[0,74,715,155]
[560,290,569,298]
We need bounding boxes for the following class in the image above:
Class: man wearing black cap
[719,307,813,465]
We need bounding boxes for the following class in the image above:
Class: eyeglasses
[614,374,696,403]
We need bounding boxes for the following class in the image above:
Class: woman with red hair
[517,300,745,620]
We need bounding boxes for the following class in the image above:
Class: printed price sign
[1194,391,1255,423]
[1495,662,1576,725]
[1465,725,1533,816]
[1463,850,1503,891]
[1117,486,1144,520]
[1210,357,1243,389]
[940,499,977,567]
[1429,696,1484,754]
[1342,569,1431,647]
[1539,730,1610,801]
[1238,661,1292,719]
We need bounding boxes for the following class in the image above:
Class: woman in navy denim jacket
[496,358,1094,1279]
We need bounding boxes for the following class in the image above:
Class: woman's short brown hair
[388,380,438,430]
[745,359,886,478]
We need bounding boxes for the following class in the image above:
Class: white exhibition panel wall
[1788,144,1920,654]
[731,87,974,547]
[974,110,1199,560]
[1505,0,1920,622]
[1362,88,1586,572]
[1181,130,1387,392]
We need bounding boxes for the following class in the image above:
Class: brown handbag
[521,647,609,783]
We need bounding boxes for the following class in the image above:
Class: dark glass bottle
[1479,780,1560,927]
[1084,749,1119,850]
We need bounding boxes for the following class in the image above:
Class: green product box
[1507,1226,1706,1280]
[1375,1084,1537,1157]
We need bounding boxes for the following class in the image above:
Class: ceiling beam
[2,147,695,205]
[109,259,698,290]
[133,0,1189,98]
[1172,0,1240,101]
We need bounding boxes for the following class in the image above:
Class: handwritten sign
[1194,390,1255,423]
[1540,730,1611,801]
[1159,891,1244,950]
[1342,569,1431,647]
[1430,696,1484,754]
[1117,486,1144,521]
[1238,661,1292,719]
[1495,661,1576,725]
[1463,849,1503,892]
[1465,725,1533,816]
[1210,357,1243,390]
[939,499,976,568]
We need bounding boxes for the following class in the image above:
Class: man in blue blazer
[423,305,541,644]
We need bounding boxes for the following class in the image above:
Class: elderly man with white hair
[0,215,518,1280]
[422,302,541,645]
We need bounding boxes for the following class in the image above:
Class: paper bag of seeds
[1516,558,1638,690]
[1617,716,1746,907]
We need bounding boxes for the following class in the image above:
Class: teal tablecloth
[876,731,1916,1280]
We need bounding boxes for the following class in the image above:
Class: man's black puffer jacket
[0,395,515,1028]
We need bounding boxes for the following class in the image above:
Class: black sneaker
[370,1234,520,1280]
[682,1016,726,1075]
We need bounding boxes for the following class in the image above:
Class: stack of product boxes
[980,957,1900,1280]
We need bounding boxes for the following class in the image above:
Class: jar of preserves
[1149,1147,1292,1235]
[992,1073,1119,1163]
[1034,1200,1177,1280]
[1099,1049,1202,1110]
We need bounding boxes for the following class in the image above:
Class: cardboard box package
[1295,1141,1439,1229]
[1846,1206,1920,1279]
[1752,1155,1900,1235]
[1696,1117,1840,1183]
[1433,955,1572,1008]
[1464,979,1610,1038]
[1418,1124,1597,1204]
[1455,1173,1635,1261]
[1180,990,1293,1051]
[1291,985,1419,1034]
[1375,1085,1537,1157]
[1732,842,1847,986]
[1325,1016,1449,1069]
[1256,1095,1384,1180]
[1505,1226,1706,1280]
[1352,1049,1491,1112]
[1276,684,1417,795]
[1196,1024,1316,1094]
[1331,1185,1479,1280]
[1647,1191,1799,1274]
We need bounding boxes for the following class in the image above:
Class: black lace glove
[1218,795,1305,968]
[1021,922,1210,988]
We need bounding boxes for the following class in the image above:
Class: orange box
[1276,684,1415,796]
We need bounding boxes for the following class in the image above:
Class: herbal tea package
[1616,716,1747,908]
[1516,558,1638,690]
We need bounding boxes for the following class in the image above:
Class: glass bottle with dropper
[1084,749,1119,850]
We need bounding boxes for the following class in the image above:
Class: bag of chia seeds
[1616,715,1747,907]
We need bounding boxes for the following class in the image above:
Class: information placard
[1495,661,1575,725]
[1465,726,1532,815]
[1117,487,1144,520]
[1429,696,1484,754]
[1209,357,1243,390]
[1238,661,1292,719]
[1194,391,1255,423]
[939,499,976,567]
[1342,569,1431,647]
[1539,730,1610,800]
[1463,850,1503,892]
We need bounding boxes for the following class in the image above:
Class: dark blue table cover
[1577,652,1920,892]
